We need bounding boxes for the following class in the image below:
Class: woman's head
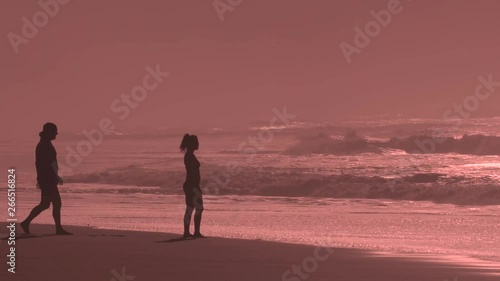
[180,134,199,152]
[39,122,58,140]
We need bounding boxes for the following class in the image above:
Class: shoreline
[1,223,499,281]
[2,192,499,264]
[3,181,500,206]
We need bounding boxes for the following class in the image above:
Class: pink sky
[1,0,500,137]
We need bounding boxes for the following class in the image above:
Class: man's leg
[51,189,62,230]
[52,189,72,235]
[20,195,51,234]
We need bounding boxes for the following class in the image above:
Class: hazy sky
[2,0,500,136]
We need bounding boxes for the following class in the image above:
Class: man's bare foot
[182,232,194,238]
[20,221,30,235]
[56,229,73,235]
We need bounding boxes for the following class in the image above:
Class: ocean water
[1,118,499,264]
[4,117,499,204]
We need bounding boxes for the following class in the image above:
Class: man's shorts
[40,184,59,197]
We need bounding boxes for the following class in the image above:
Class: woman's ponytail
[180,134,191,152]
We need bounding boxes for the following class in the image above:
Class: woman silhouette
[180,134,205,238]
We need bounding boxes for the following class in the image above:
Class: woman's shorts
[183,184,204,210]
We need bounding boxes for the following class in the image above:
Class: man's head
[39,122,58,140]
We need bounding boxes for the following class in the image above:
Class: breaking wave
[65,165,500,205]
[286,130,500,156]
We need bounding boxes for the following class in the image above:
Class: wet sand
[1,223,499,281]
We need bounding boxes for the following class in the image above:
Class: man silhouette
[20,122,72,235]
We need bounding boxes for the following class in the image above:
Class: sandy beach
[1,223,499,281]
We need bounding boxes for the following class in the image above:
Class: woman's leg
[183,187,195,237]
[183,207,194,236]
[194,209,203,236]
[193,188,205,237]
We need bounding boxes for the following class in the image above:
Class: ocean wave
[286,130,500,156]
[286,130,384,155]
[387,134,500,155]
[66,165,186,189]
[65,165,500,205]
